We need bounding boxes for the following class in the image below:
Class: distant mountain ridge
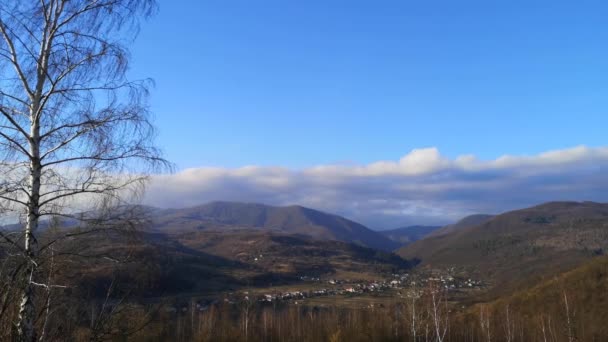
[380,225,442,246]
[149,201,400,251]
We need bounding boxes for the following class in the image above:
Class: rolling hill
[66,228,413,297]
[148,201,400,251]
[398,201,608,296]
[168,229,411,285]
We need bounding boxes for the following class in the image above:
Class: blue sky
[126,1,608,227]
[130,0,608,170]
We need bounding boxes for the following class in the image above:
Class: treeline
[137,255,606,341]
[2,233,606,341]
[126,281,604,342]
[0,276,604,341]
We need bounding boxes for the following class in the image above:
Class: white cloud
[144,145,608,228]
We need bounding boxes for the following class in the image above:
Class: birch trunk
[17,99,42,342]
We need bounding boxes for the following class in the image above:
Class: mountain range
[152,200,608,300]
[146,201,401,251]
[9,199,608,302]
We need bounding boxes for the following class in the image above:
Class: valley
[73,200,608,306]
[3,200,608,341]
[138,201,608,340]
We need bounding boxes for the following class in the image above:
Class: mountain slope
[380,225,441,246]
[398,201,608,295]
[456,255,608,340]
[169,230,412,285]
[400,214,493,259]
[150,202,400,251]
[73,228,413,296]
[427,214,494,238]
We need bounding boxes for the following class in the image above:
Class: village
[165,270,485,313]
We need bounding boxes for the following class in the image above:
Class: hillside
[171,230,410,283]
[398,201,608,296]
[380,225,441,246]
[455,255,608,340]
[400,214,493,260]
[68,229,412,297]
[427,214,494,238]
[149,201,399,251]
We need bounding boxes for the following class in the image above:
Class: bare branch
[31,281,67,289]
[0,16,33,98]
[0,107,29,139]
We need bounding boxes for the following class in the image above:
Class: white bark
[0,1,165,340]
[539,315,548,342]
[479,305,491,342]
[429,285,448,342]
[504,304,512,342]
[411,294,417,341]
[16,21,44,342]
[563,290,574,342]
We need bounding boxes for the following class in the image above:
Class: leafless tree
[479,304,492,342]
[562,289,575,342]
[427,282,448,342]
[240,294,254,342]
[503,304,513,342]
[538,314,548,342]
[405,283,421,341]
[0,1,167,340]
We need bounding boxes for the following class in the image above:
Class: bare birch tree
[503,304,513,342]
[562,289,575,342]
[427,282,448,342]
[405,284,421,341]
[479,304,492,342]
[0,1,166,340]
